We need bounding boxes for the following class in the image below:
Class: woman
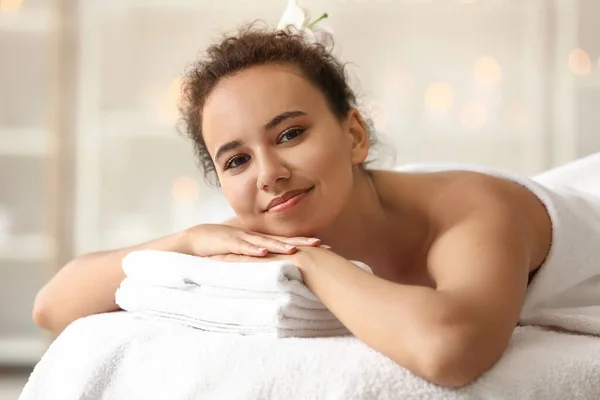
[33,28,554,388]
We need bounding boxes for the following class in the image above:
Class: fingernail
[285,244,296,250]
[308,238,320,243]
[321,245,332,249]
[257,248,267,253]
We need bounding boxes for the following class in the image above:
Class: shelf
[0,337,47,366]
[0,10,51,33]
[0,234,54,262]
[0,128,49,156]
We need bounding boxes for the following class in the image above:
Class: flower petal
[277,0,307,30]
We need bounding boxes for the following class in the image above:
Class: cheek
[303,131,352,176]
[221,177,255,214]
[302,131,355,205]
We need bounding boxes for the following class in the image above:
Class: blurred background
[0,0,599,397]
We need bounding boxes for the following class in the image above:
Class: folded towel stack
[115,250,372,338]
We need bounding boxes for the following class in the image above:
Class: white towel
[518,185,600,334]
[116,250,372,337]
[534,152,600,197]
[121,250,322,299]
[116,279,346,333]
[19,311,600,400]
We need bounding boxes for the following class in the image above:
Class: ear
[345,108,370,165]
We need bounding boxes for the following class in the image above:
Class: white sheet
[19,311,600,400]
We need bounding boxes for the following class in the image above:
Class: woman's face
[202,64,368,237]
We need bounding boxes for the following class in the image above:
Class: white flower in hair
[277,0,334,47]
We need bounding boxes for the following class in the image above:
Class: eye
[278,127,306,144]
[224,155,250,170]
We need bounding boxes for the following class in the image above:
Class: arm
[33,231,189,337]
[34,219,320,337]
[295,206,531,388]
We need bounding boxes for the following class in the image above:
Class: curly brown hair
[178,25,377,186]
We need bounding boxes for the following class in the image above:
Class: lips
[265,187,312,211]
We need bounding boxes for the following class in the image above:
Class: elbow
[32,258,81,336]
[416,352,482,389]
[400,332,488,389]
[32,288,53,332]
[32,286,65,336]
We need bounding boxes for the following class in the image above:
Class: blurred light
[168,77,182,107]
[425,82,455,111]
[0,0,23,12]
[460,102,487,129]
[504,103,528,131]
[157,77,182,126]
[156,102,179,126]
[172,176,199,204]
[474,56,502,85]
[568,48,591,76]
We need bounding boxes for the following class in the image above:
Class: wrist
[294,246,323,270]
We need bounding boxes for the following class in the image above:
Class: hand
[183,223,324,258]
[207,245,331,264]
[208,253,296,264]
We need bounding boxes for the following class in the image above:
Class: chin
[262,214,329,238]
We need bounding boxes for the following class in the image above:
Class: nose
[256,149,291,191]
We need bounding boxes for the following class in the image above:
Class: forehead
[201,64,328,148]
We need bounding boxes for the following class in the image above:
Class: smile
[266,186,314,213]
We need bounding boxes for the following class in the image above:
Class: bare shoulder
[375,168,548,224]
[372,169,552,269]
[421,170,551,235]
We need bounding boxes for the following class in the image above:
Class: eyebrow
[263,110,307,131]
[214,110,307,164]
[215,140,243,164]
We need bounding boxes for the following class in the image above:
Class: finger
[221,254,264,263]
[233,239,270,257]
[319,244,332,249]
[240,233,297,254]
[266,235,322,247]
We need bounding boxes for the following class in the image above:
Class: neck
[316,168,430,271]
[316,169,388,255]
